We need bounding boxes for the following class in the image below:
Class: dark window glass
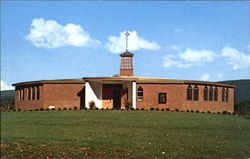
[187,85,192,100]
[28,88,31,100]
[137,86,143,101]
[209,87,213,101]
[32,87,35,100]
[214,87,218,101]
[226,88,229,102]
[37,87,40,100]
[204,86,208,101]
[194,85,199,101]
[22,89,24,100]
[158,93,167,104]
[222,88,225,102]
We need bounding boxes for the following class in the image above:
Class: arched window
[203,86,208,101]
[194,85,199,101]
[226,88,229,102]
[137,86,143,101]
[37,87,40,100]
[214,87,218,101]
[209,86,213,101]
[187,85,192,100]
[222,87,225,102]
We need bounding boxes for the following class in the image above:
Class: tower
[119,31,134,76]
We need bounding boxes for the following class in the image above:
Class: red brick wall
[15,84,44,110]
[15,83,84,110]
[43,83,84,109]
[136,83,234,113]
[120,69,133,76]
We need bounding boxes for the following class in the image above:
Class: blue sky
[1,1,250,90]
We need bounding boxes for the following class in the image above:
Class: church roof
[12,76,236,88]
[120,51,134,57]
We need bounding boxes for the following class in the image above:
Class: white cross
[125,31,130,51]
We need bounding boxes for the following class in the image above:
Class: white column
[85,82,103,109]
[85,82,90,109]
[132,81,136,109]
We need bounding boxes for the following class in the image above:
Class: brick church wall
[136,83,234,113]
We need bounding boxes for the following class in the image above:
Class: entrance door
[113,89,121,109]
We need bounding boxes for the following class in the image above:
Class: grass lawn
[1,110,250,159]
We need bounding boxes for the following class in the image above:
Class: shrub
[217,112,221,114]
[222,110,228,114]
[12,109,16,112]
[29,109,33,111]
[141,108,145,111]
[63,107,67,110]
[68,108,72,110]
[165,108,170,111]
[201,111,205,113]
[181,110,184,112]
[40,108,44,111]
[131,108,135,110]
[161,108,165,111]
[175,109,179,112]
[191,110,194,113]
[186,109,190,112]
[89,101,96,110]
[125,101,132,110]
[150,108,155,111]
[58,108,61,111]
[207,111,211,114]
[35,109,39,111]
[196,110,200,113]
[136,108,139,111]
[156,108,159,111]
[45,108,50,111]
[73,107,78,110]
[51,108,55,111]
[17,109,21,112]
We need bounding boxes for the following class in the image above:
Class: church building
[13,32,236,113]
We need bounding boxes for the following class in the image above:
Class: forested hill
[218,79,250,104]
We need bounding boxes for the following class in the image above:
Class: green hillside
[1,110,250,159]
[0,90,15,110]
[219,79,250,104]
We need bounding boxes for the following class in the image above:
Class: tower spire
[125,31,130,52]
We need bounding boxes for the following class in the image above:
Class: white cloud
[1,81,14,91]
[200,74,210,81]
[105,31,161,54]
[163,55,192,68]
[180,48,217,63]
[163,47,217,68]
[217,73,223,79]
[26,18,100,48]
[222,47,250,70]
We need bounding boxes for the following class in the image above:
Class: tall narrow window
[214,87,218,101]
[32,87,35,100]
[22,89,24,100]
[194,85,199,101]
[137,86,143,101]
[28,88,31,100]
[203,86,208,101]
[209,86,213,101]
[37,87,40,100]
[187,85,192,100]
[226,88,229,102]
[222,88,225,102]
[158,93,167,104]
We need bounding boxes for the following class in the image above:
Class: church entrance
[102,84,122,109]
[113,89,121,109]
